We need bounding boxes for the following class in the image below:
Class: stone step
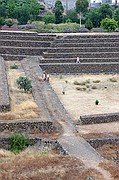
[0,31,38,36]
[39,57,119,63]
[55,38,119,43]
[52,42,119,48]
[40,62,119,74]
[0,39,51,47]
[63,34,119,39]
[0,35,56,41]
[46,47,119,53]
[1,54,40,61]
[43,52,119,59]
[0,46,47,56]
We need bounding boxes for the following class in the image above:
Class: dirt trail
[21,57,113,179]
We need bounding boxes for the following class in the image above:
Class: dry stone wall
[79,113,119,125]
[0,56,10,112]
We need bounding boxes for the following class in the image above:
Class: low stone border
[0,135,67,155]
[40,63,119,74]
[86,136,119,149]
[79,113,119,125]
[0,56,10,112]
[0,120,61,133]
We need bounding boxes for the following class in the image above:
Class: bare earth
[50,74,119,121]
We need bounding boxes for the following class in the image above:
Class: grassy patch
[109,77,117,82]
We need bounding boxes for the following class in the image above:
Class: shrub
[43,13,55,24]
[95,100,99,105]
[109,77,117,82]
[9,133,30,153]
[92,85,97,89]
[93,80,100,83]
[16,76,32,93]
[101,18,118,32]
[10,63,18,69]
[5,20,13,27]
[85,18,93,30]
[0,17,5,29]
[76,87,86,91]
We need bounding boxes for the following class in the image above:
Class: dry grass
[97,144,119,160]
[0,61,40,120]
[99,161,119,180]
[0,148,104,180]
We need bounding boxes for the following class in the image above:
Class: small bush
[93,80,100,83]
[9,133,30,153]
[74,81,81,85]
[95,100,99,105]
[85,18,93,30]
[10,63,18,69]
[16,76,32,93]
[76,87,86,91]
[5,20,14,27]
[101,18,118,32]
[92,85,97,89]
[109,77,117,82]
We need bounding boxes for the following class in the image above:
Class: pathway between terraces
[21,57,112,180]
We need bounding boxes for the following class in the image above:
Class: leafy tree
[65,9,79,23]
[86,8,101,28]
[14,5,30,24]
[85,18,93,30]
[16,76,32,92]
[99,3,113,20]
[43,12,55,24]
[29,0,41,21]
[54,0,64,24]
[114,8,119,26]
[76,0,89,26]
[101,18,118,32]
[0,4,7,17]
[0,17,5,29]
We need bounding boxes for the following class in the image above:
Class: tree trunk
[80,12,82,27]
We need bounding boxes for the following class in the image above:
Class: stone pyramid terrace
[39,33,119,74]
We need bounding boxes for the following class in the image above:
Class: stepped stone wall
[0,56,10,112]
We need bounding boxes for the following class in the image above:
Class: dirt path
[21,57,113,179]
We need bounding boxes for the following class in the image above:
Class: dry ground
[0,148,118,180]
[50,74,119,121]
[0,61,40,120]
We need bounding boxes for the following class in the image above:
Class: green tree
[29,0,41,21]
[16,76,32,92]
[0,17,5,29]
[14,5,30,24]
[0,4,7,17]
[114,8,119,26]
[86,8,101,28]
[101,18,118,32]
[99,3,113,20]
[54,0,64,24]
[65,9,79,23]
[76,0,89,27]
[43,12,55,24]
[85,18,93,30]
